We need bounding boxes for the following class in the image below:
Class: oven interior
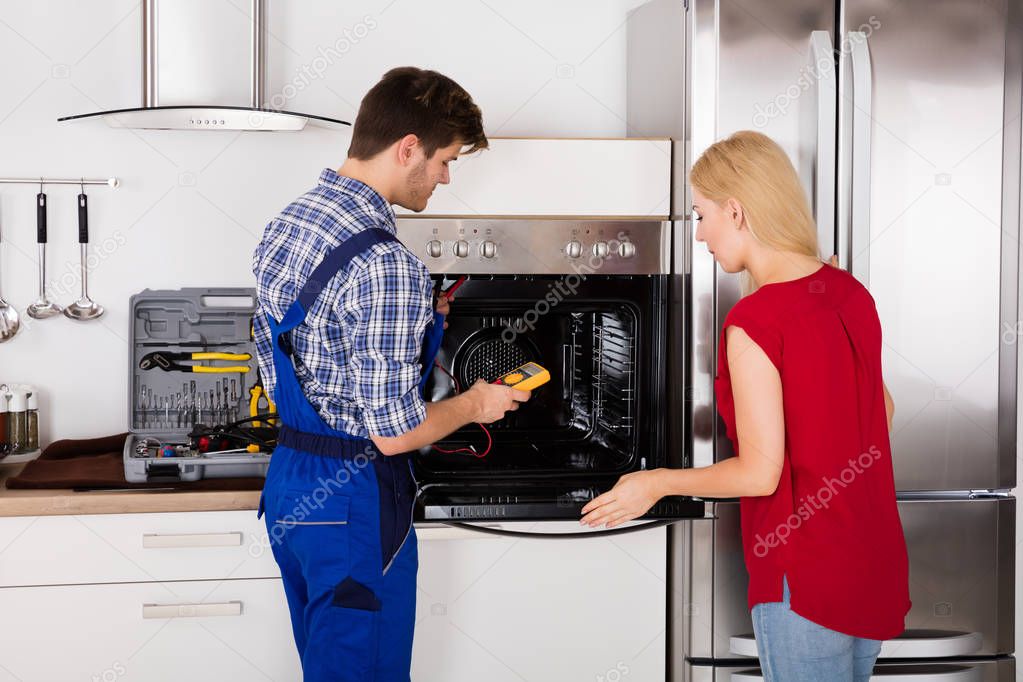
[418,276,656,479]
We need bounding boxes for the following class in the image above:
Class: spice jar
[26,388,39,452]
[7,389,28,455]
[0,392,9,457]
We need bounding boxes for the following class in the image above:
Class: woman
[580,130,910,681]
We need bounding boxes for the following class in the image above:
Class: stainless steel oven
[398,217,703,522]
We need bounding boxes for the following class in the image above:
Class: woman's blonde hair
[689,130,819,292]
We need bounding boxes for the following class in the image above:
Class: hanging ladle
[27,186,62,319]
[0,211,20,342]
[63,184,104,321]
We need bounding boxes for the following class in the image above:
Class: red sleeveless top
[714,264,910,640]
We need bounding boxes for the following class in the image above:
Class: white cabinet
[0,578,301,682]
[0,513,668,681]
[412,522,668,682]
[0,510,296,682]
[397,138,672,218]
[0,510,280,587]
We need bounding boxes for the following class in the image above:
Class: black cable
[224,413,279,429]
[442,519,675,539]
[198,430,267,447]
[190,414,279,450]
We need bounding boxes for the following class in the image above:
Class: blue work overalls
[257,227,443,682]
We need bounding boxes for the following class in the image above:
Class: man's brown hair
[347,67,488,161]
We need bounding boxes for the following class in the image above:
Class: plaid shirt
[252,169,434,438]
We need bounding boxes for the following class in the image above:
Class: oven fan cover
[453,327,541,387]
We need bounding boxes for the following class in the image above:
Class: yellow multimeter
[493,362,550,391]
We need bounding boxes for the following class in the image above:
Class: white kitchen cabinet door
[0,578,301,682]
[0,510,280,587]
[396,138,672,218]
[412,522,667,682]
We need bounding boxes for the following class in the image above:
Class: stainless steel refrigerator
[626,0,1019,680]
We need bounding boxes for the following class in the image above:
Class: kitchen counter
[0,462,261,517]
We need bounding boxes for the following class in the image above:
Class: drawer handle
[142,601,243,619]
[142,532,243,548]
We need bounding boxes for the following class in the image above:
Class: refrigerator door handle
[732,669,981,682]
[806,31,837,260]
[877,631,984,658]
[839,31,872,285]
[731,629,983,659]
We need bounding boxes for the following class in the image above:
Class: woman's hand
[580,470,666,528]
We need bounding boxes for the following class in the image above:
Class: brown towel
[6,434,265,491]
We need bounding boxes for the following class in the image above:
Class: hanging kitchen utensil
[27,188,62,319]
[0,207,20,342]
[63,187,104,321]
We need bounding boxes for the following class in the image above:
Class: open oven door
[415,477,707,523]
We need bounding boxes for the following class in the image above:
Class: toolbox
[124,288,274,483]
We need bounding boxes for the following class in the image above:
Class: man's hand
[464,379,530,423]
[580,470,666,529]
[436,293,451,329]
[372,379,528,456]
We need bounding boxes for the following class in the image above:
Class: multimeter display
[492,362,550,391]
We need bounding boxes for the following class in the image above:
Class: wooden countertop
[0,462,261,517]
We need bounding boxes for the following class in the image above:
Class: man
[252,67,529,682]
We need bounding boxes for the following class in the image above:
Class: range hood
[58,0,349,132]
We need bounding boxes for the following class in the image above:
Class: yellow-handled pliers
[249,379,277,427]
[139,351,251,374]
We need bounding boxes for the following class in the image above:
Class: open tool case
[124,288,273,483]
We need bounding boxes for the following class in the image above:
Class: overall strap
[419,311,446,394]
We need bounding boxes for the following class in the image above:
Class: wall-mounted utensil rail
[0,177,119,188]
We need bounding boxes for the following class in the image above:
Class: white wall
[0,0,647,443]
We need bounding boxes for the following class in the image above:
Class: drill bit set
[135,377,242,429]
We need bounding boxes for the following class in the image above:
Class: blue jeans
[752,576,882,682]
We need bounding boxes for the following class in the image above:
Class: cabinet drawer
[0,578,300,682]
[0,510,280,587]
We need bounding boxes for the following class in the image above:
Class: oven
[398,217,703,522]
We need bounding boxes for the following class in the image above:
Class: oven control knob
[453,240,470,258]
[480,240,497,258]
[565,240,583,259]
[618,241,636,258]
[592,241,610,258]
[426,240,443,258]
